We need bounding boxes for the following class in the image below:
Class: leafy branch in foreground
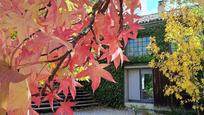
[0,0,141,114]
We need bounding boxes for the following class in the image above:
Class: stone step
[32,99,96,108]
[32,87,98,113]
[32,94,93,105]
[57,91,90,97]
[59,93,91,99]
[33,102,98,113]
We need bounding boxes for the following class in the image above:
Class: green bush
[93,64,125,108]
[126,55,153,64]
[81,64,124,108]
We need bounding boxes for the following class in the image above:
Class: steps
[32,88,98,113]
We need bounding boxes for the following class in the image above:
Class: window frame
[126,37,151,56]
[126,68,154,103]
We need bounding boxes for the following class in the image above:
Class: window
[170,42,178,52]
[141,69,154,101]
[127,68,153,103]
[126,37,150,56]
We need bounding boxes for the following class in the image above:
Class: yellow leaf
[7,80,30,111]
[175,93,183,100]
[0,108,6,115]
[0,83,9,111]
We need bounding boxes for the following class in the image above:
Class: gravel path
[74,108,135,115]
[41,107,135,115]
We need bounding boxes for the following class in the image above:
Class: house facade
[123,1,180,109]
[124,13,161,109]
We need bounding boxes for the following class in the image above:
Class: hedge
[82,64,124,108]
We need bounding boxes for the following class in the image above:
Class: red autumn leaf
[69,45,91,70]
[32,96,41,107]
[111,48,129,69]
[54,101,75,115]
[94,13,113,39]
[43,91,62,111]
[99,33,122,63]
[77,61,116,93]
[28,74,41,95]
[124,14,143,38]
[109,0,120,34]
[42,0,57,27]
[57,77,82,99]
[114,54,129,69]
[53,27,74,40]
[69,33,93,70]
[118,30,135,47]
[100,35,128,68]
[28,75,41,107]
[124,0,141,13]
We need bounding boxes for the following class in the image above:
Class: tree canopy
[148,0,204,111]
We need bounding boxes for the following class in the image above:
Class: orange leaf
[0,61,30,114]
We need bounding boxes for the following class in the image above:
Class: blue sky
[138,0,160,15]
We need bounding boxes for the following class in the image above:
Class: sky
[138,0,160,15]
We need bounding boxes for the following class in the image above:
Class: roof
[138,13,163,24]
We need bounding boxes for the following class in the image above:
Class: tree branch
[47,10,97,82]
[10,29,41,68]
[40,0,103,94]
[119,0,124,33]
[16,52,70,69]
[47,50,71,82]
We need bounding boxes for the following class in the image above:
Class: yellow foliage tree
[148,0,204,111]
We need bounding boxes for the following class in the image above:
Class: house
[123,0,180,110]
